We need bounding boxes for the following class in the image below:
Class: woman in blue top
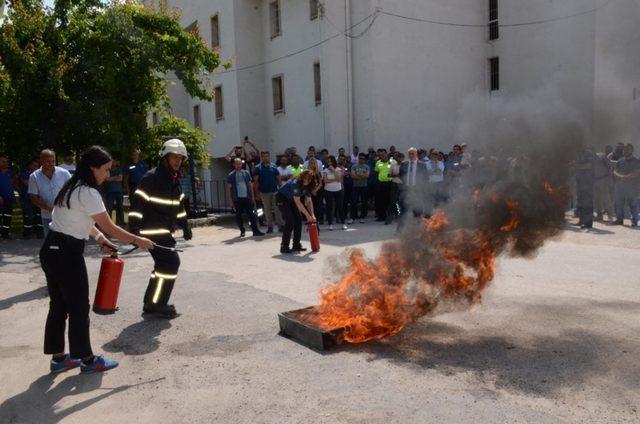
[276,170,319,254]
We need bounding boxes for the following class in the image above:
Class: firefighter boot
[143,303,179,319]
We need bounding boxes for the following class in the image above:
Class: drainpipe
[344,0,354,152]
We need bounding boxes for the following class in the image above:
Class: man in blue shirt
[227,158,264,237]
[19,157,42,239]
[253,151,282,233]
[127,149,149,197]
[28,149,71,236]
[0,154,16,239]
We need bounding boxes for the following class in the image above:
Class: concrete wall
[492,0,597,140]
[593,0,640,146]
[151,0,640,162]
[234,0,268,153]
[368,0,486,151]
[258,0,344,155]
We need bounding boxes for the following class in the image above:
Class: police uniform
[129,140,191,317]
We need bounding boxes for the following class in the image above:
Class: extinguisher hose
[110,244,184,256]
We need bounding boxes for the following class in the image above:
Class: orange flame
[500,199,520,232]
[308,193,521,344]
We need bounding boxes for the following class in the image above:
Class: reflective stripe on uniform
[140,228,171,235]
[176,211,187,219]
[134,189,182,206]
[152,271,178,280]
[128,212,143,219]
[152,278,164,304]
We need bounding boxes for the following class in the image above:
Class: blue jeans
[614,184,638,224]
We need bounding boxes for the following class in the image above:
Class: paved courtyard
[0,219,639,423]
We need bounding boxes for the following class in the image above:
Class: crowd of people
[574,143,639,229]
[223,138,639,252]
[224,138,480,252]
[1,139,638,243]
[0,149,148,240]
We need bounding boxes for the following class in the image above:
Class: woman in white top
[41,146,154,374]
[322,155,347,230]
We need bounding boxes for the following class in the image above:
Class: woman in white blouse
[41,146,154,374]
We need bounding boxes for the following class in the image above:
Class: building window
[313,62,321,105]
[193,105,201,128]
[269,1,281,39]
[489,0,499,40]
[272,75,284,114]
[310,0,319,20]
[489,57,499,91]
[211,15,220,49]
[152,111,159,125]
[214,85,224,120]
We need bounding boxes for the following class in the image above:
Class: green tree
[0,0,223,164]
[146,114,211,167]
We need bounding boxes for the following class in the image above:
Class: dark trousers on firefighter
[144,238,180,307]
[40,231,93,359]
[0,197,13,237]
[277,194,302,249]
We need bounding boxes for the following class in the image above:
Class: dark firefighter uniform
[129,161,192,317]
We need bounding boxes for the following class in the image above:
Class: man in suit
[399,147,429,221]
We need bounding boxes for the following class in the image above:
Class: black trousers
[21,194,42,236]
[576,177,594,226]
[386,183,401,223]
[144,237,181,306]
[324,190,345,225]
[277,194,302,248]
[233,197,259,233]
[375,182,391,220]
[351,186,368,219]
[40,231,93,359]
[0,198,13,236]
[312,187,324,223]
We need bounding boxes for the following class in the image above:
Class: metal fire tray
[278,306,345,351]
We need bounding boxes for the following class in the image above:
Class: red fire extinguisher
[93,250,124,315]
[307,222,320,252]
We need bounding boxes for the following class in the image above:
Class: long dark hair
[297,169,320,192]
[55,146,112,208]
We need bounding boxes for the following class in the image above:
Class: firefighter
[129,139,193,319]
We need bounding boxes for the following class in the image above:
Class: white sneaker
[359,219,365,224]
[342,224,348,230]
[346,219,354,224]
[329,224,334,231]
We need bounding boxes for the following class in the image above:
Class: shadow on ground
[102,317,172,355]
[322,299,640,397]
[0,286,48,311]
[0,372,164,423]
